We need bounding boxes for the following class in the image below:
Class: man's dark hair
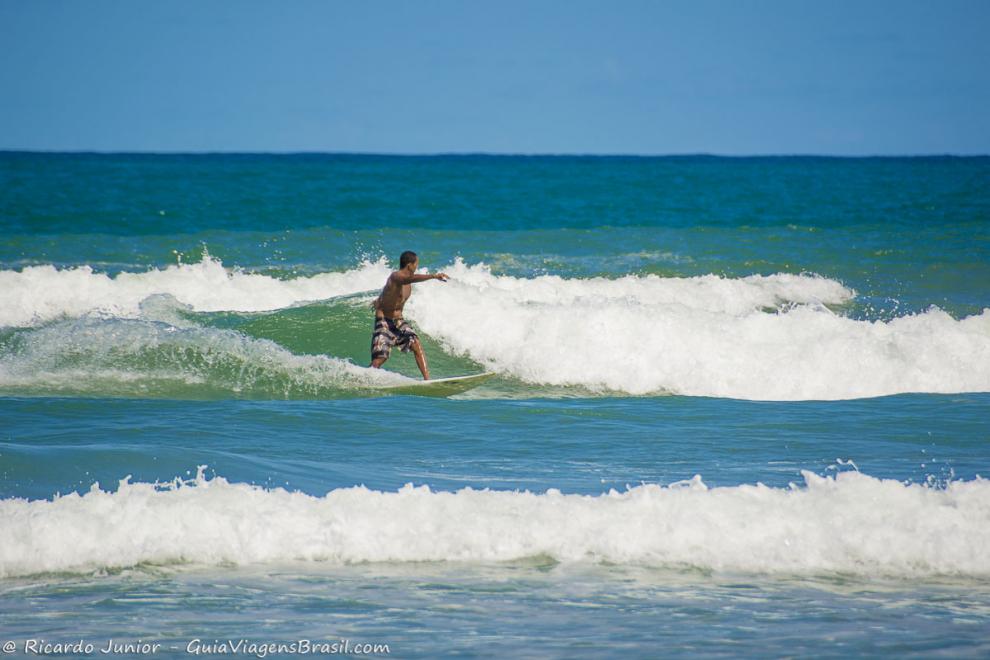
[399,251,417,268]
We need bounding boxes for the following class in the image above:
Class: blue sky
[1,0,987,154]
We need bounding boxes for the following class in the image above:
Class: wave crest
[0,256,391,327]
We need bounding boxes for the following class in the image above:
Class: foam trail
[408,261,990,400]
[2,470,988,578]
[0,257,392,327]
[0,316,408,397]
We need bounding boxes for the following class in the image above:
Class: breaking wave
[1,257,988,400]
[2,469,988,579]
[408,261,990,400]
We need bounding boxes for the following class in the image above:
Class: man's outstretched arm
[391,271,449,285]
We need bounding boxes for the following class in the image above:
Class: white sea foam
[407,261,990,400]
[0,256,392,327]
[422,258,855,314]
[2,470,988,578]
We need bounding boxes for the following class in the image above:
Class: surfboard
[383,372,496,397]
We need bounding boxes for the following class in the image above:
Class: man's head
[399,250,418,271]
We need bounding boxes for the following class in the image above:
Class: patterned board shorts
[371,317,420,361]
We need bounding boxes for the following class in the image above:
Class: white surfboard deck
[382,372,496,397]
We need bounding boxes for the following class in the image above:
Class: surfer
[370,251,448,379]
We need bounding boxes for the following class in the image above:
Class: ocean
[1,152,989,657]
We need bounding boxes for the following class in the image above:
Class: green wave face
[0,298,499,400]
[198,298,486,383]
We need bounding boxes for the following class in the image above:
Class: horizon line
[1,148,988,159]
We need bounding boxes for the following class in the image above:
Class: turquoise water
[1,153,989,657]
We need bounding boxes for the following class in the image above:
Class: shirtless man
[370,250,448,379]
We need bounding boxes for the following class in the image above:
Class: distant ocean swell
[2,468,988,579]
[0,257,988,401]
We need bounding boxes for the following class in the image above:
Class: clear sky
[1,0,988,155]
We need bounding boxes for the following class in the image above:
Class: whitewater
[1,257,988,401]
[2,468,988,579]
